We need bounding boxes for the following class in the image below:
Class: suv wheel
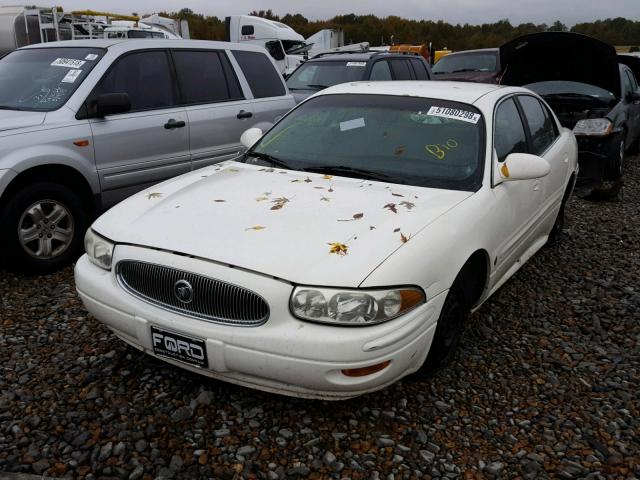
[0,182,87,274]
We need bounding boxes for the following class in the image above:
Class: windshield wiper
[302,165,404,184]
[450,68,480,73]
[305,84,330,89]
[245,151,293,169]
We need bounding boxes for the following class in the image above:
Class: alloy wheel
[17,200,75,259]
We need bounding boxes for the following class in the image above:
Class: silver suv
[0,39,295,273]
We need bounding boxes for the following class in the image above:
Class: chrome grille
[116,260,269,326]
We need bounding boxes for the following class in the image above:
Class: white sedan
[75,81,578,400]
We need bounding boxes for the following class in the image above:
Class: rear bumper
[74,246,444,400]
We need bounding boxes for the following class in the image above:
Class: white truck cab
[225,15,310,76]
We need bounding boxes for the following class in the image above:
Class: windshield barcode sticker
[61,69,82,83]
[85,54,99,61]
[51,58,86,68]
[346,61,367,67]
[427,106,481,124]
[340,117,366,131]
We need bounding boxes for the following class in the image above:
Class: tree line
[162,9,640,51]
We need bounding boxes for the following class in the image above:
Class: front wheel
[0,182,87,274]
[419,287,466,375]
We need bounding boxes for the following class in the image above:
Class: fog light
[341,360,391,377]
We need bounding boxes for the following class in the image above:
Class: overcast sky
[15,0,640,26]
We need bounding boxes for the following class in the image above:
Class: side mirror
[240,128,263,149]
[96,93,131,117]
[627,90,640,103]
[498,153,551,181]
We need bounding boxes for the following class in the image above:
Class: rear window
[286,60,367,91]
[232,50,286,98]
[173,50,243,104]
[433,52,498,75]
[410,59,431,80]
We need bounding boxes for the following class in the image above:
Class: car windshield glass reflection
[247,94,485,191]
[0,47,103,111]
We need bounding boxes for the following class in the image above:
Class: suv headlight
[84,229,114,270]
[573,118,613,136]
[290,286,425,326]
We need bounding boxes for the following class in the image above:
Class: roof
[309,50,423,63]
[18,39,267,53]
[318,80,507,105]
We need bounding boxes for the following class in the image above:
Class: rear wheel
[420,286,466,374]
[0,182,87,274]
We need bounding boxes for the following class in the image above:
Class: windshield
[282,40,311,55]
[0,47,104,111]
[247,94,485,191]
[432,52,497,74]
[128,30,165,39]
[526,81,616,102]
[287,61,367,90]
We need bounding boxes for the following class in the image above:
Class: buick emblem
[174,279,193,304]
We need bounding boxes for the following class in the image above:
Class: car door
[623,67,640,147]
[172,49,254,170]
[490,96,544,282]
[230,49,293,141]
[88,50,190,208]
[516,95,568,221]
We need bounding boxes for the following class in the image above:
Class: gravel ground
[1,158,639,480]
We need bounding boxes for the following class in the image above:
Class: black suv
[286,51,432,103]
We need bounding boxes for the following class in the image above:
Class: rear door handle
[164,119,186,129]
[237,110,253,119]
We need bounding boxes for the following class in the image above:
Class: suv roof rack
[310,49,421,60]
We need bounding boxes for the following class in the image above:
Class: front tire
[420,287,466,374]
[0,182,87,274]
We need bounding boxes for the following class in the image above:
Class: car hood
[500,32,620,98]
[0,110,46,133]
[93,162,474,287]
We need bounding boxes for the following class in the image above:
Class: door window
[390,59,413,80]
[173,50,242,104]
[92,51,175,112]
[232,50,286,98]
[369,61,392,80]
[494,98,528,162]
[518,96,558,155]
[410,58,430,80]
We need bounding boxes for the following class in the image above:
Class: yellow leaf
[245,226,266,231]
[328,242,348,256]
[146,192,162,199]
[323,175,333,180]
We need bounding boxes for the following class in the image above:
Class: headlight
[84,229,114,270]
[290,286,425,326]
[573,118,613,136]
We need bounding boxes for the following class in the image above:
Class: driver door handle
[237,110,253,119]
[164,119,186,129]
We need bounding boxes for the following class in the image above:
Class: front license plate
[150,326,208,368]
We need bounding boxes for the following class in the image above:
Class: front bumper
[74,245,444,400]
[575,132,622,194]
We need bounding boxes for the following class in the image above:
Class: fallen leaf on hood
[313,186,325,190]
[328,186,334,193]
[245,226,266,231]
[304,177,312,183]
[225,168,239,172]
[391,192,404,197]
[400,232,412,243]
[213,199,226,203]
[290,179,301,183]
[394,146,406,156]
[146,192,163,199]
[328,242,348,256]
[338,213,364,222]
[384,203,398,213]
[320,197,331,202]
[323,175,333,180]
[255,195,269,202]
[393,228,400,232]
[271,197,290,210]
[263,168,275,173]
[400,201,415,210]
[370,226,376,230]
